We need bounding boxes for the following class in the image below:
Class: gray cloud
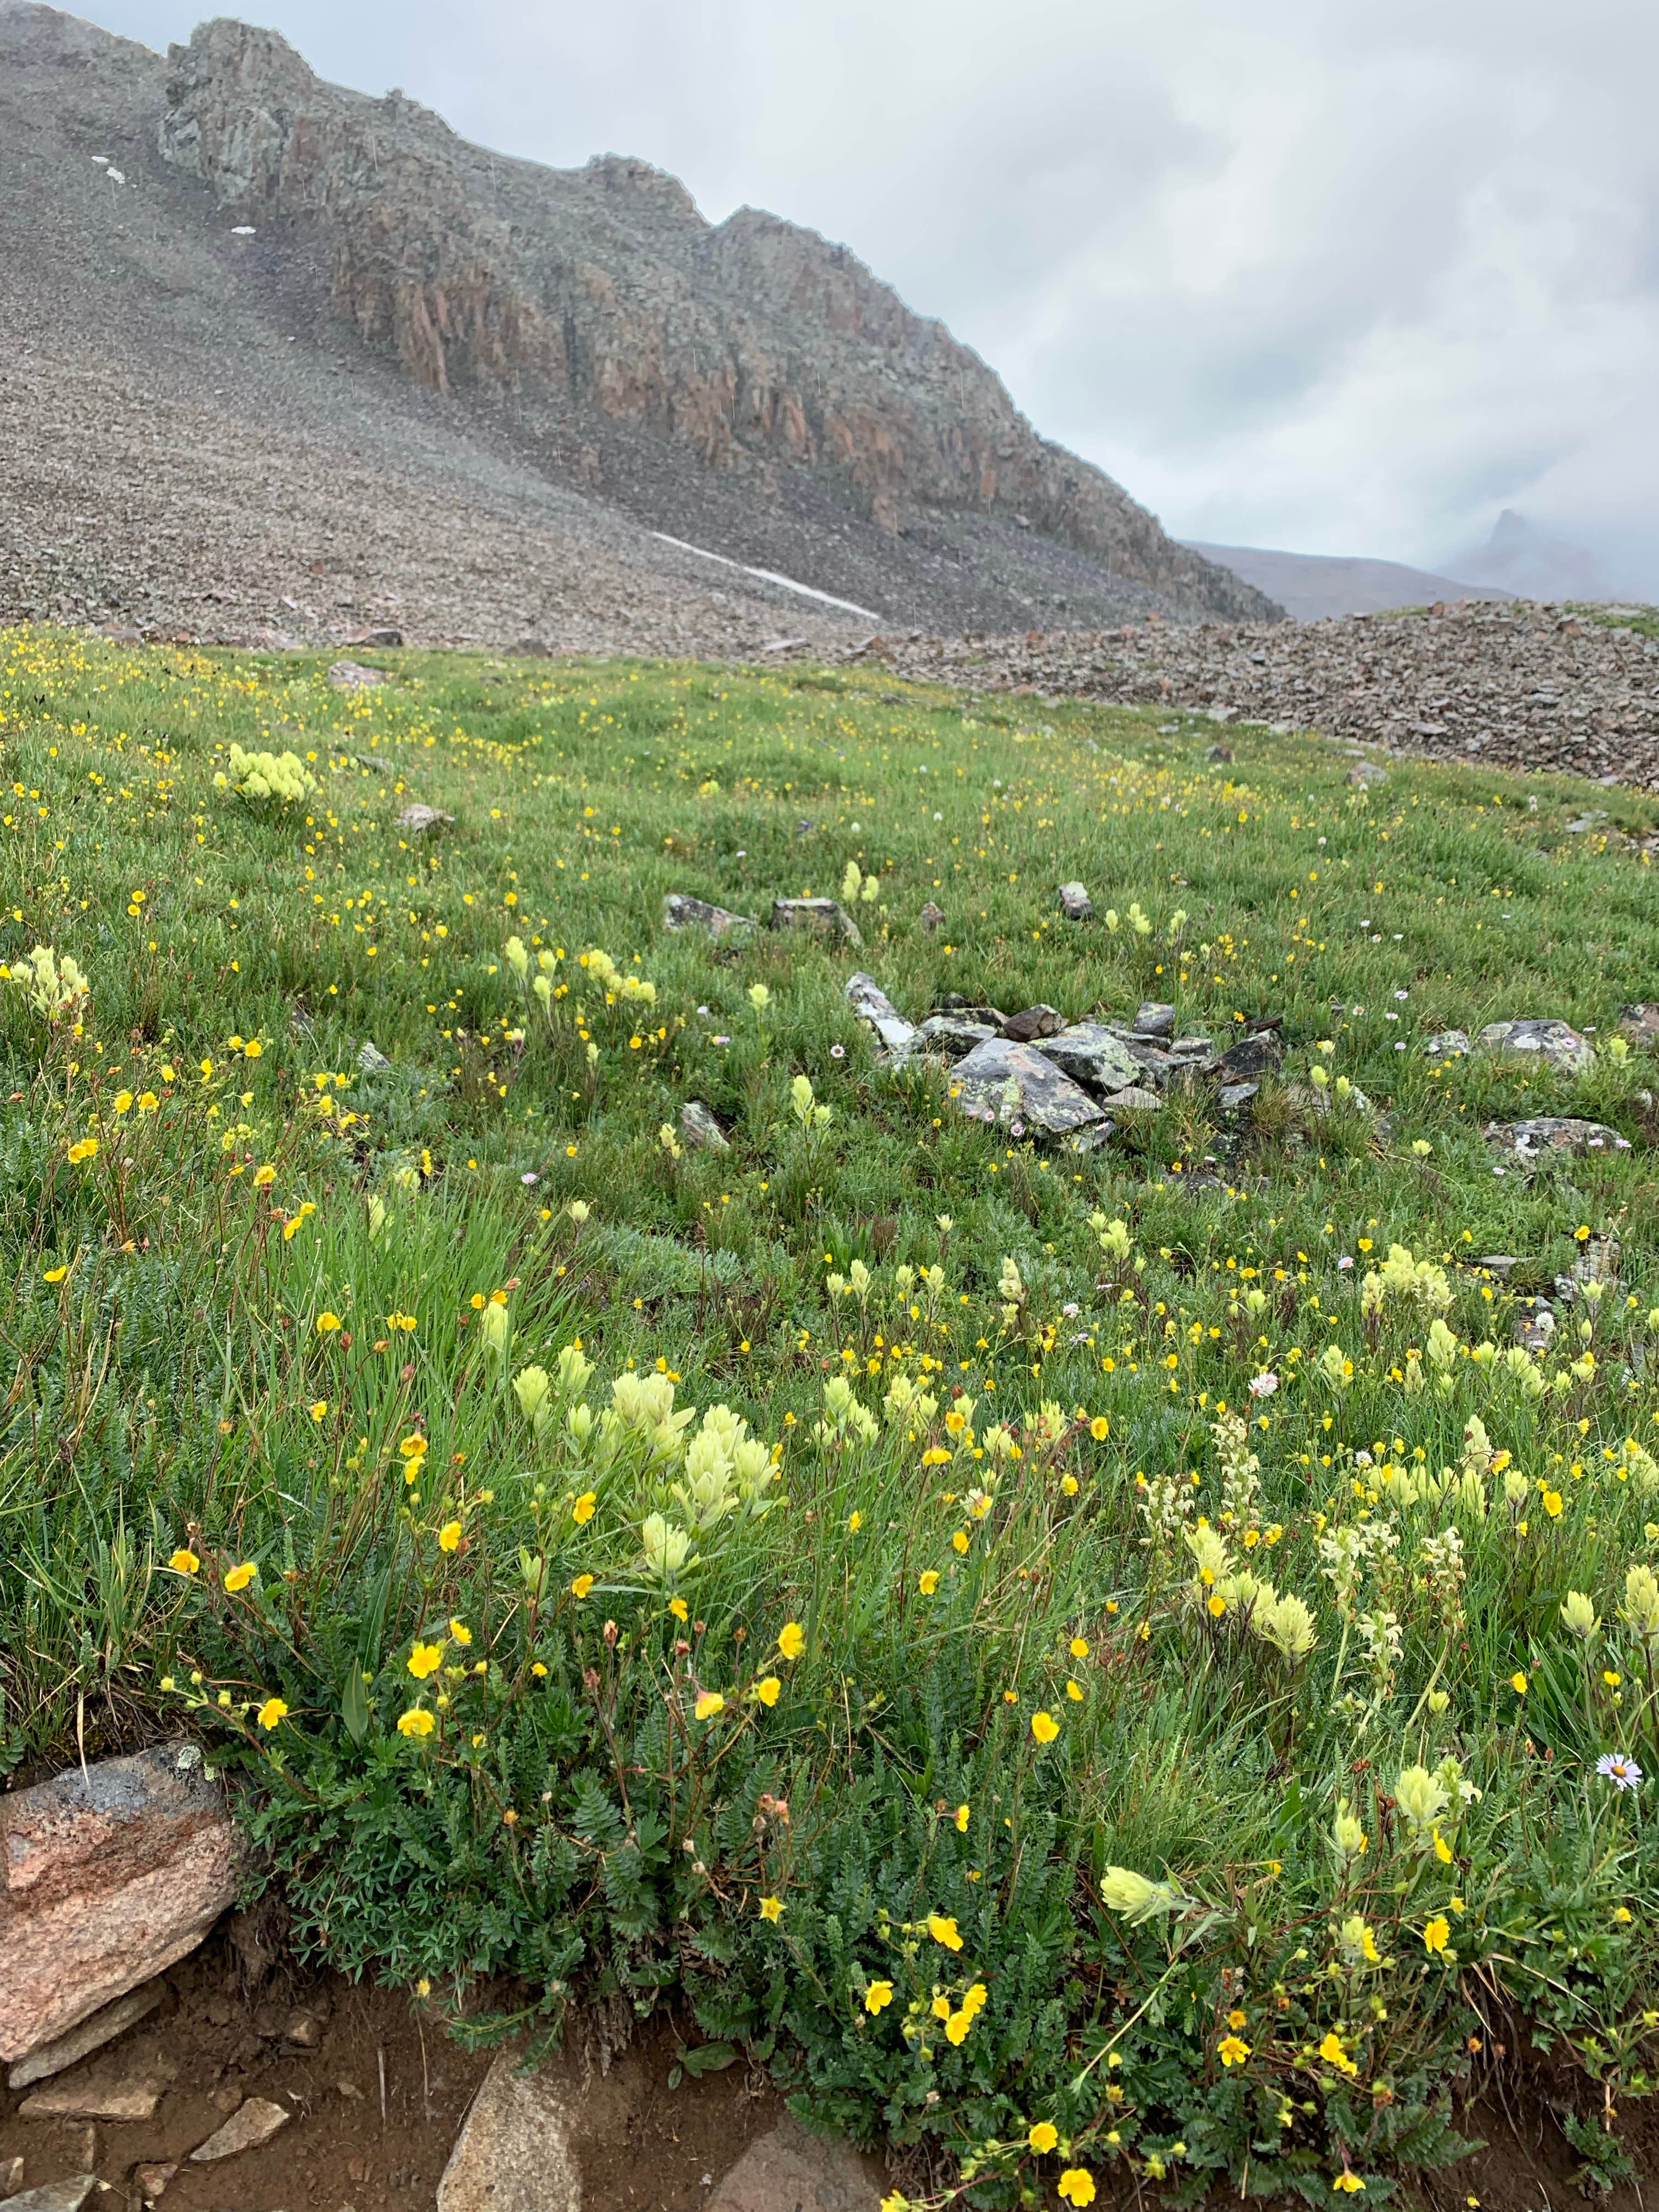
[87,0,1659,592]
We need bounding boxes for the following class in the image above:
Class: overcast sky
[90,0,1659,588]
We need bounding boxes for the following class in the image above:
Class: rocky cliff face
[157,18,1276,621]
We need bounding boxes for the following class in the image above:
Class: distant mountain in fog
[1180,541,1509,622]
[1446,509,1616,602]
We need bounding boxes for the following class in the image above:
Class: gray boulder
[770,897,864,949]
[1204,1031,1283,1082]
[662,892,756,939]
[396,802,453,836]
[845,973,916,1056]
[1424,1030,1471,1059]
[1133,1002,1176,1039]
[1486,1116,1630,1161]
[1057,881,1092,921]
[1035,1023,1143,1094]
[949,1038,1105,1139]
[679,1102,730,1152]
[1478,1018,1593,1074]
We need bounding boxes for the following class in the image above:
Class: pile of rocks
[845,976,1284,1149]
[864,602,1659,791]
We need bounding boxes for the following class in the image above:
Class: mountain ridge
[0,2,1279,646]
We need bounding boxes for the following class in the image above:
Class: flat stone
[19,2039,177,2122]
[770,897,863,949]
[1057,881,1092,921]
[9,1978,165,2089]
[708,2113,881,2212]
[662,892,756,939]
[436,2049,579,2212]
[1566,810,1609,833]
[1133,1002,1175,1039]
[190,2096,291,2161]
[1204,1031,1283,1082]
[326,658,386,690]
[0,1745,238,2066]
[1217,1081,1260,1114]
[1348,760,1387,787]
[949,1038,1105,1139]
[342,625,402,648]
[1165,1034,1214,1059]
[1001,1003,1066,1042]
[1478,1018,1594,1074]
[917,900,945,933]
[679,1101,730,1151]
[1035,1023,1143,1094]
[356,1039,393,1074]
[132,2163,178,2200]
[913,1014,996,1058]
[1485,1116,1631,1160]
[348,752,397,774]
[0,2180,99,2212]
[1103,1085,1163,1113]
[1472,1255,1521,1277]
[1424,1030,1471,1058]
[845,973,916,1054]
[396,802,453,836]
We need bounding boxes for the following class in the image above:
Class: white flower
[1249,1371,1278,1398]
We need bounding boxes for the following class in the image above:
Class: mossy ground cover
[5,627,1659,2205]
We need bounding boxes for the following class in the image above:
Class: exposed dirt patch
[0,1931,789,2212]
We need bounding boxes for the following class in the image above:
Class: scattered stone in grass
[1133,1001,1175,1039]
[949,1038,1105,1139]
[1217,1081,1260,1115]
[1036,1023,1143,1094]
[662,892,756,938]
[435,2048,580,2212]
[1620,1002,1659,1043]
[1566,809,1610,832]
[357,1039,393,1074]
[1486,1116,1631,1161]
[1477,1018,1594,1074]
[326,658,387,690]
[1348,760,1387,787]
[1472,1255,1522,1277]
[1057,881,1092,921]
[1165,1034,1214,1059]
[1001,1004,1066,1042]
[341,625,402,648]
[348,751,397,774]
[844,973,917,1056]
[190,2095,291,2160]
[917,899,945,932]
[1424,1029,1471,1058]
[769,896,863,949]
[1206,743,1233,763]
[396,802,453,836]
[680,1101,730,1152]
[1105,1084,1164,1113]
[1205,1031,1284,1083]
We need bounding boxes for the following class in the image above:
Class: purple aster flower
[1599,1753,1642,1791]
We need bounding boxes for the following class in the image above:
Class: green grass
[5,627,1659,2205]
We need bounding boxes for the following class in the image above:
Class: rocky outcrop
[0,1743,239,2066]
[155,19,1274,620]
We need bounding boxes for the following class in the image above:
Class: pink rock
[0,1745,238,2065]
[709,2115,882,2212]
